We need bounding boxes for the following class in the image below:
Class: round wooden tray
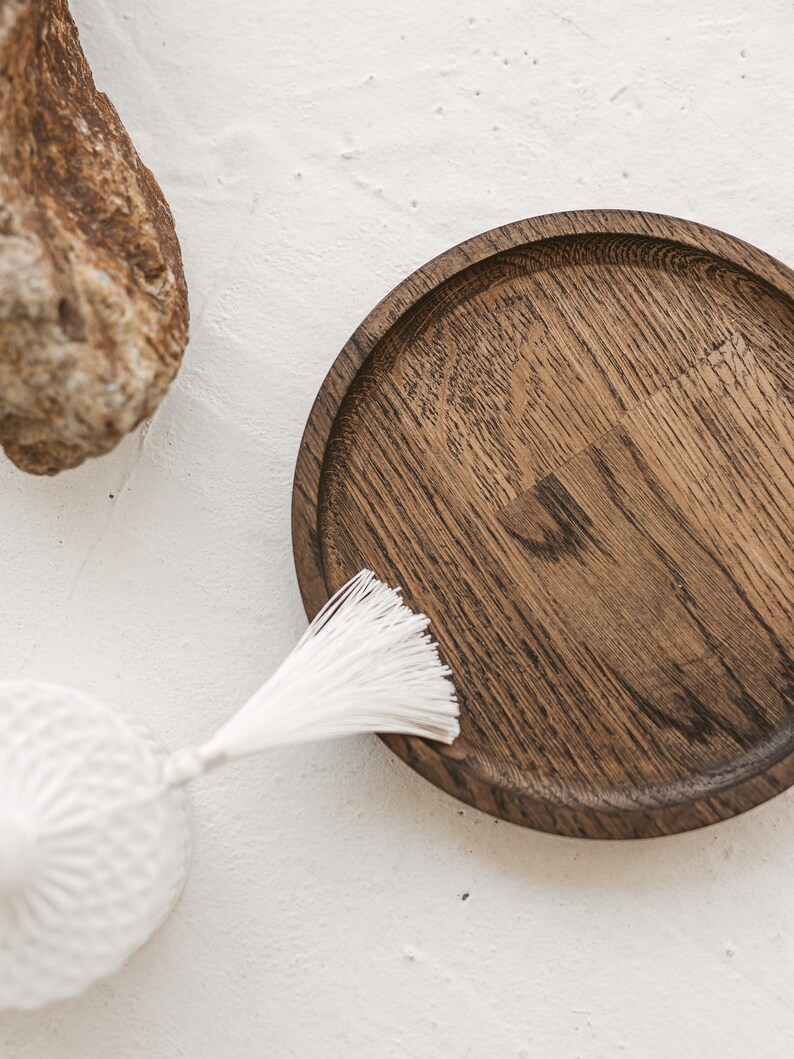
[292,210,794,839]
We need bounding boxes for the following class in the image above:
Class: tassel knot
[165,570,459,787]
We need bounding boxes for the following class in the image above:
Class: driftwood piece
[0,0,188,474]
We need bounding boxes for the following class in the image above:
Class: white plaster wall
[2,1,793,1055]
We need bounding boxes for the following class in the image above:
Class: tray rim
[291,208,794,839]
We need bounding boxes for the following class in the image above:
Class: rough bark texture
[0,0,189,474]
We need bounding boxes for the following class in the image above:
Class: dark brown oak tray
[292,210,794,839]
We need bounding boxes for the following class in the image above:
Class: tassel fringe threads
[165,571,459,786]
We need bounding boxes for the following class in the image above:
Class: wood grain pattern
[292,210,794,838]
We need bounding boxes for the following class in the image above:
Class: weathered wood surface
[293,210,794,838]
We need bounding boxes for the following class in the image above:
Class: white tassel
[164,570,459,786]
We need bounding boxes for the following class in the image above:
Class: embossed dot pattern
[0,682,191,1010]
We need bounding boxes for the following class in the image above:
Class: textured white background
[2,1,794,1056]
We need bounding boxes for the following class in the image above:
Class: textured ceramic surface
[0,682,191,1010]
